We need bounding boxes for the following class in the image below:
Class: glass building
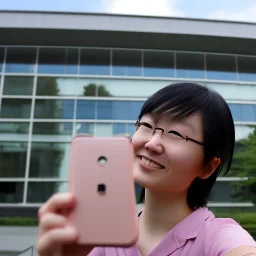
[0,11,256,216]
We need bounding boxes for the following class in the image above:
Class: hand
[37,193,94,256]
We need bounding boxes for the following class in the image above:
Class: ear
[200,157,221,179]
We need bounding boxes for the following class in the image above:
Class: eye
[140,122,153,129]
[135,121,153,131]
[167,130,184,139]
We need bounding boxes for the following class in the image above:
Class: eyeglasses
[135,121,204,146]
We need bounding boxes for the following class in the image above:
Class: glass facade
[0,46,255,206]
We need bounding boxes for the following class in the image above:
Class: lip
[138,155,165,171]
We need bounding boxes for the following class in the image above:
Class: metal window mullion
[22,47,39,204]
[77,47,81,76]
[73,98,77,136]
[0,47,7,112]
[110,48,113,76]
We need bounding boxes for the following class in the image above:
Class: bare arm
[224,246,256,256]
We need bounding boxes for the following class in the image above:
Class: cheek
[167,146,204,177]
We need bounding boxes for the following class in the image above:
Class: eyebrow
[145,114,196,134]
[178,120,195,134]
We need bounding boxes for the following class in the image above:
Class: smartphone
[68,136,139,247]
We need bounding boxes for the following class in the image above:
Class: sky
[1,0,256,22]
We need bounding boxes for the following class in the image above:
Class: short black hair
[137,82,235,210]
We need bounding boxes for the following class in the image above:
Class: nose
[144,130,164,154]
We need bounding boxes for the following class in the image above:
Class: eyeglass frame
[135,121,204,146]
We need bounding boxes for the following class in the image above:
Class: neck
[139,189,193,235]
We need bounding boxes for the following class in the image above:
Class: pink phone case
[68,136,139,247]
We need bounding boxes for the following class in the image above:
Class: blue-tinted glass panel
[34,99,74,119]
[5,47,36,73]
[240,105,255,122]
[76,100,96,119]
[0,99,31,118]
[80,49,110,75]
[229,104,256,122]
[144,51,174,78]
[238,56,256,82]
[206,54,236,81]
[229,104,241,122]
[176,52,205,79]
[127,123,136,135]
[0,47,4,72]
[113,123,136,136]
[38,48,78,74]
[113,123,126,135]
[112,50,141,76]
[97,101,143,120]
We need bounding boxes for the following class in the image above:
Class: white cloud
[102,0,184,17]
[208,3,256,22]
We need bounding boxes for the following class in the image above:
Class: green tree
[83,83,112,96]
[231,127,256,203]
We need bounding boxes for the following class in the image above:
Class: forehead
[142,112,203,125]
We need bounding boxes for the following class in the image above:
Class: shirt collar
[173,207,214,246]
[147,207,214,256]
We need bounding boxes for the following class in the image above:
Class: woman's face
[132,112,207,194]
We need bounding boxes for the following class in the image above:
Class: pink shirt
[89,207,256,256]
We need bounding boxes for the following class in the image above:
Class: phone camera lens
[98,156,107,166]
[98,184,106,193]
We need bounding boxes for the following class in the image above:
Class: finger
[37,226,78,255]
[38,193,76,217]
[39,212,68,235]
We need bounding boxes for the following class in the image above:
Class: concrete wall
[0,227,38,256]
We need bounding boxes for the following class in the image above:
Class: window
[113,123,135,136]
[76,100,96,119]
[34,99,74,119]
[0,122,29,141]
[112,50,142,76]
[27,182,68,203]
[5,47,36,73]
[75,122,95,135]
[32,122,73,141]
[0,182,24,203]
[144,51,174,78]
[176,52,205,79]
[206,54,236,81]
[3,76,34,95]
[29,142,70,178]
[38,48,78,74]
[229,104,256,122]
[97,101,143,120]
[0,142,27,177]
[0,99,31,118]
[80,49,110,75]
[238,56,256,82]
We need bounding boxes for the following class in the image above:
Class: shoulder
[203,216,256,256]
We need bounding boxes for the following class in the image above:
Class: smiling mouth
[140,156,165,169]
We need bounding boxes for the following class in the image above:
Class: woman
[37,83,256,256]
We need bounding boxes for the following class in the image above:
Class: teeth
[142,156,162,169]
